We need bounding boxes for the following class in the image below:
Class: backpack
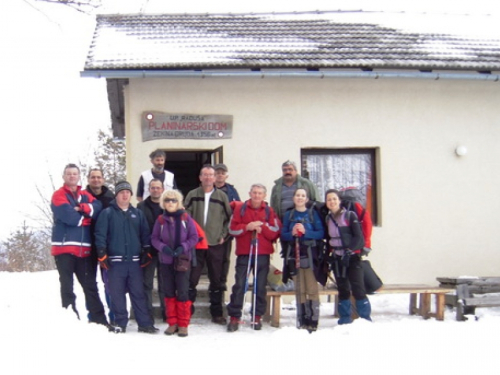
[338,187,372,250]
[157,212,208,250]
[239,200,271,221]
[285,200,324,224]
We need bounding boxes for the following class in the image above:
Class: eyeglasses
[164,198,178,203]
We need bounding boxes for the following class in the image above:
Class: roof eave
[80,68,500,81]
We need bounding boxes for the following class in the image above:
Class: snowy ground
[1,271,499,374]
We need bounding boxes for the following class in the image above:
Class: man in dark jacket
[84,167,115,323]
[95,181,158,334]
[85,168,115,270]
[137,178,165,322]
[51,163,108,326]
[214,163,241,291]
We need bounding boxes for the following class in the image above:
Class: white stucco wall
[124,76,500,284]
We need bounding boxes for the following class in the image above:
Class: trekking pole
[244,232,255,296]
[252,231,258,327]
[294,235,302,329]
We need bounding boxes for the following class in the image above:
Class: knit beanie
[115,180,133,195]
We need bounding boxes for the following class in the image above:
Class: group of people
[50,150,372,337]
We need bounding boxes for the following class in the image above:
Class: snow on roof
[83,11,500,71]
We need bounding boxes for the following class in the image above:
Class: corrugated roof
[83,11,500,72]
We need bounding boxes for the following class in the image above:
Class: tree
[2,222,54,272]
[81,128,127,191]
[25,0,102,14]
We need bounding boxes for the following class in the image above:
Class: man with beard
[138,179,165,322]
[136,149,177,202]
[270,160,319,221]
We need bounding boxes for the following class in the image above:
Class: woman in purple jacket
[152,189,199,337]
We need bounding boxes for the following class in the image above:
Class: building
[81,11,500,284]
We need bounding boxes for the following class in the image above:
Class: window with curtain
[301,148,378,224]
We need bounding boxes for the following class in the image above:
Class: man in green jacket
[184,165,232,325]
[270,160,319,220]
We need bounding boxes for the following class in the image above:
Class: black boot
[188,288,197,315]
[209,289,225,323]
[307,300,320,333]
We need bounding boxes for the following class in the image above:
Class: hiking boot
[164,324,178,336]
[108,325,126,333]
[138,326,159,334]
[251,316,262,331]
[211,316,227,325]
[227,317,239,332]
[178,326,188,337]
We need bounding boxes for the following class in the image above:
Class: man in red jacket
[226,183,281,332]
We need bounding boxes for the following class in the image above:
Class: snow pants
[160,262,190,302]
[108,261,153,328]
[54,253,107,324]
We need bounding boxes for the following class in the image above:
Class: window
[301,148,378,224]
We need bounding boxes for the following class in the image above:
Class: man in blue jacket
[95,181,158,334]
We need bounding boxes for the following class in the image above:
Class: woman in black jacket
[324,189,371,324]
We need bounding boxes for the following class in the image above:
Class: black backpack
[338,187,366,222]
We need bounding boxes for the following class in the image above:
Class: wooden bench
[437,277,500,321]
[264,284,454,328]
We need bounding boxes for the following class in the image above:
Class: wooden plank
[463,297,500,307]
[266,284,453,296]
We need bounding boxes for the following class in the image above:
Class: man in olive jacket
[184,165,232,324]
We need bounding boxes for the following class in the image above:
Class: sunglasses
[164,198,178,203]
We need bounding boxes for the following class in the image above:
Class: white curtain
[302,153,372,206]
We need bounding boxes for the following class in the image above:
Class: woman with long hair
[281,188,324,332]
[324,189,371,324]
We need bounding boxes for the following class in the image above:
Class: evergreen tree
[2,222,54,272]
[81,128,126,191]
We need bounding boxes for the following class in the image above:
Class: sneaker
[178,326,188,337]
[108,325,126,333]
[251,316,262,331]
[138,326,159,334]
[164,324,178,336]
[211,316,227,325]
[227,317,239,332]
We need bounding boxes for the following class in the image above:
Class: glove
[361,247,372,257]
[140,248,153,268]
[98,254,110,270]
[162,246,174,256]
[173,246,184,257]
